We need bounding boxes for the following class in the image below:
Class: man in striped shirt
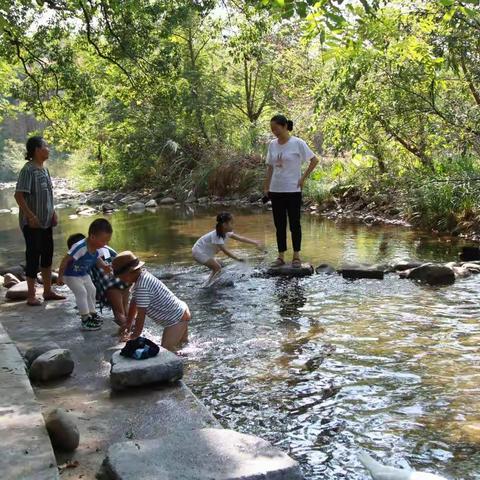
[112,251,191,352]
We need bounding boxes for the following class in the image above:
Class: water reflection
[1,186,480,479]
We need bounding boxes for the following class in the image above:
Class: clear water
[1,186,479,479]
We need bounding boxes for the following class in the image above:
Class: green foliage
[1,0,480,232]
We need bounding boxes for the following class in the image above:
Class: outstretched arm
[219,245,243,262]
[229,233,263,248]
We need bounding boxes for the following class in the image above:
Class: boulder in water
[400,263,455,286]
[145,199,158,208]
[266,263,314,277]
[159,197,176,205]
[128,201,146,212]
[315,264,336,275]
[459,246,480,262]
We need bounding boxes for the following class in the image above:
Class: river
[1,185,479,479]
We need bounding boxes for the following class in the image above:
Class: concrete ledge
[101,427,303,480]
[0,322,59,480]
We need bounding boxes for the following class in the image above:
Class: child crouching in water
[57,219,113,331]
[192,212,263,284]
[112,251,191,352]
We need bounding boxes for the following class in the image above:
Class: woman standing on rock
[264,115,319,267]
[14,136,65,306]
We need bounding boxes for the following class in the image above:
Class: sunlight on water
[1,186,480,479]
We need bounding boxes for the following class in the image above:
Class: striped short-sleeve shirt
[133,270,187,328]
[15,162,54,229]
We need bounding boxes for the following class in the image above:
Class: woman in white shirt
[263,115,319,268]
[192,212,262,284]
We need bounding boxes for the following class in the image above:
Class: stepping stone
[5,281,30,300]
[340,267,384,280]
[101,428,302,480]
[266,263,314,277]
[110,348,183,390]
[400,263,455,286]
[29,349,74,382]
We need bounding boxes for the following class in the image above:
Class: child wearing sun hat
[112,251,191,352]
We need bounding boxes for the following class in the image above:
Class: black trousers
[269,192,302,253]
[22,226,54,279]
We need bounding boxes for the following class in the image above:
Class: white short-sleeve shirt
[266,136,315,192]
[192,230,233,259]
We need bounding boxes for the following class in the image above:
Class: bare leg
[106,288,127,327]
[42,267,65,300]
[203,259,222,284]
[162,320,189,352]
[26,276,40,305]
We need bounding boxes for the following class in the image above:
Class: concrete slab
[101,428,303,480]
[266,263,314,278]
[0,294,219,479]
[0,328,59,480]
[110,348,183,390]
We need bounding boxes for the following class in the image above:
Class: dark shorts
[22,226,54,278]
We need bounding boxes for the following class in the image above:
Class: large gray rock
[145,199,158,208]
[127,201,146,211]
[159,197,176,205]
[3,273,20,288]
[315,264,336,275]
[5,281,29,300]
[44,408,80,452]
[110,348,183,390]
[102,203,115,212]
[29,349,74,382]
[266,263,314,278]
[400,263,455,286]
[86,193,104,205]
[101,428,302,480]
[24,342,61,367]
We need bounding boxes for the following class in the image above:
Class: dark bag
[120,336,160,360]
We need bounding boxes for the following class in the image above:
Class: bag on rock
[120,337,159,360]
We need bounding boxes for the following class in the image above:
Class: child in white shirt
[192,212,263,284]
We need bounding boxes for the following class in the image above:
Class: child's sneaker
[90,312,103,325]
[81,316,102,331]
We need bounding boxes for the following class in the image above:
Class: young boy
[58,219,113,331]
[112,251,190,352]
